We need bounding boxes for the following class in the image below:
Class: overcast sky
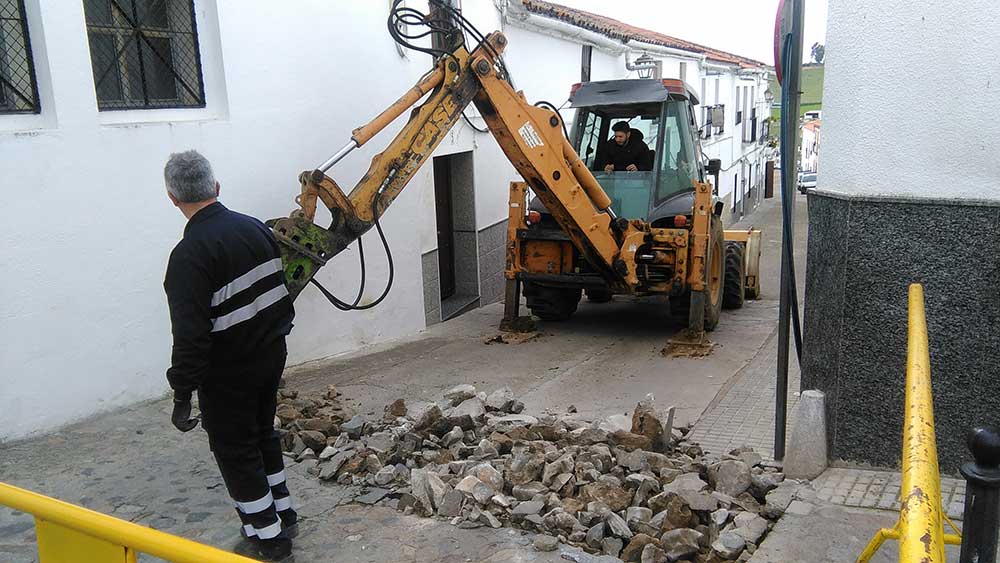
[556,0,829,64]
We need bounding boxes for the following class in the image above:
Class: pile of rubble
[275,385,802,562]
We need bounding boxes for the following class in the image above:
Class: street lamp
[635,54,656,79]
[764,89,775,106]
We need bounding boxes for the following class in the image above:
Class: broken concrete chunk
[441,426,464,447]
[374,465,395,486]
[710,460,752,497]
[480,510,502,528]
[455,475,494,505]
[601,536,624,558]
[543,508,579,533]
[437,489,465,518]
[409,402,443,431]
[631,401,666,453]
[620,533,658,562]
[626,506,653,525]
[508,451,546,485]
[469,463,504,493]
[679,490,718,512]
[734,514,769,544]
[605,511,633,539]
[485,387,516,412]
[363,430,397,453]
[659,528,703,561]
[582,482,633,512]
[512,500,546,517]
[533,534,559,552]
[542,453,575,486]
[443,384,477,406]
[341,415,367,439]
[712,530,746,559]
[640,543,669,563]
[661,472,708,494]
[410,468,449,515]
[512,481,548,501]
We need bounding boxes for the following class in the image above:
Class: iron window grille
[0,0,40,114]
[83,0,205,111]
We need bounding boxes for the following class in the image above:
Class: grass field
[769,63,824,120]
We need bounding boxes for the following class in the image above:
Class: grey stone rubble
[274,384,803,562]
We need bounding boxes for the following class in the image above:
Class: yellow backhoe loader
[267,1,761,345]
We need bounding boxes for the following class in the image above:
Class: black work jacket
[164,202,294,397]
[599,138,652,171]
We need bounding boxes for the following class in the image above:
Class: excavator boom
[268,31,628,300]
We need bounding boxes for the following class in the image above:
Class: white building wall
[822,0,1000,200]
[0,0,774,440]
[0,1,515,441]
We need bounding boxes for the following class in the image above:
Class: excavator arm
[268,31,637,300]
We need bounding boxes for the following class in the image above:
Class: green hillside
[768,63,824,120]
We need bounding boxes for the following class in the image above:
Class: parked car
[798,172,817,193]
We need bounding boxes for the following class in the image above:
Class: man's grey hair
[164,150,217,203]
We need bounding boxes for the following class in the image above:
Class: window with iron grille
[83,0,205,111]
[0,0,40,114]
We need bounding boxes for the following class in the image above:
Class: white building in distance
[0,0,772,440]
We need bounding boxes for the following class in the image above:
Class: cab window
[657,101,699,203]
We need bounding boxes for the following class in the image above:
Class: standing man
[600,121,652,172]
[163,150,296,561]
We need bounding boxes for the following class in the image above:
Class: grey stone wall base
[802,193,1000,473]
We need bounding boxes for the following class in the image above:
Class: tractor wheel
[723,241,746,309]
[524,283,581,321]
[585,287,613,303]
[703,216,725,331]
[672,216,725,331]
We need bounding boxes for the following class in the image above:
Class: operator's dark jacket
[164,202,294,399]
[597,134,652,171]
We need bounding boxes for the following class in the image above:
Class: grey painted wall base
[421,250,442,327]
[477,219,507,306]
[802,191,1000,473]
[422,218,509,327]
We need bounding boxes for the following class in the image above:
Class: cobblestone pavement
[0,398,614,563]
[812,467,967,520]
[688,329,801,460]
[0,197,798,562]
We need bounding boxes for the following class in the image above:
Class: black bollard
[960,426,1000,563]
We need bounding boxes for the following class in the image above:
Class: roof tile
[521,0,767,68]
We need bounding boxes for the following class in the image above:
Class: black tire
[703,216,724,331]
[723,241,746,310]
[524,283,581,321]
[670,216,725,331]
[585,287,613,303]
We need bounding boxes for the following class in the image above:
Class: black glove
[171,395,199,432]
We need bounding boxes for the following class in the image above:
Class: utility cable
[778,32,803,362]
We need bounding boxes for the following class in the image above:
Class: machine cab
[568,78,706,225]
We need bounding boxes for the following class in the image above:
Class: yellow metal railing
[857,284,962,563]
[0,481,260,563]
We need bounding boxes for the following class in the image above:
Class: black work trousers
[198,338,295,540]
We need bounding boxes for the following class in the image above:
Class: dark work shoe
[278,509,299,538]
[235,536,293,562]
